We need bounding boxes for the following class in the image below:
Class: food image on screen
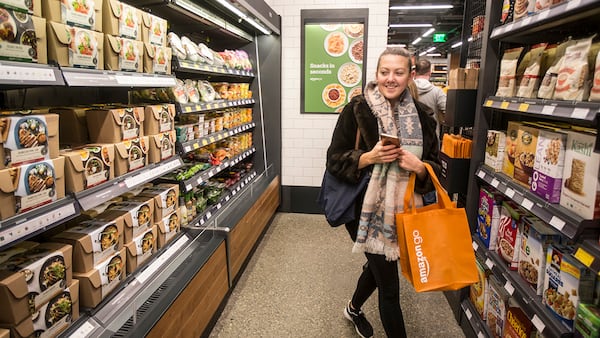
[338,63,361,87]
[324,31,348,57]
[343,24,363,38]
[349,39,364,64]
[322,84,346,108]
[348,86,362,100]
[320,23,340,31]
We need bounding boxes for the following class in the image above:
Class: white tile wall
[265,0,390,187]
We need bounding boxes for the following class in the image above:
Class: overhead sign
[433,33,447,42]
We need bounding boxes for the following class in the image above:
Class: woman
[326,47,441,337]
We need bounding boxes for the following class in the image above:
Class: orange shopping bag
[396,163,478,292]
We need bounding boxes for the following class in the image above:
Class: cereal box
[486,274,510,338]
[486,130,506,172]
[503,302,539,338]
[575,303,600,338]
[503,121,521,178]
[518,216,560,295]
[497,201,526,270]
[513,123,539,187]
[531,128,567,203]
[477,185,503,249]
[470,257,490,319]
[560,130,600,220]
[543,244,595,329]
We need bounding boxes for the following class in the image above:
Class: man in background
[414,59,446,140]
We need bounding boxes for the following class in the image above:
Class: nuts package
[516,43,547,98]
[496,47,524,97]
[485,130,506,172]
[486,274,510,338]
[502,121,521,178]
[513,123,539,187]
[554,35,595,101]
[531,127,567,203]
[538,41,574,99]
[477,185,503,250]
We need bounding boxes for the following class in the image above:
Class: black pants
[351,253,407,337]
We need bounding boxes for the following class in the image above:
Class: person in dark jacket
[326,47,441,338]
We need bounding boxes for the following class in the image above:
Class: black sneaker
[344,302,374,338]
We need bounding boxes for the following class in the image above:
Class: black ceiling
[387,0,466,56]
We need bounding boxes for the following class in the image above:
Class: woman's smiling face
[376,54,413,105]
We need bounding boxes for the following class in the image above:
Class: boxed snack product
[543,244,595,329]
[141,11,166,46]
[486,274,510,338]
[470,257,490,319]
[113,136,149,176]
[503,302,538,337]
[2,279,79,338]
[42,0,102,31]
[144,104,175,135]
[513,123,539,187]
[575,303,600,338]
[50,107,89,146]
[518,216,560,295]
[107,199,154,243]
[0,0,41,16]
[86,106,145,143]
[497,200,526,270]
[47,21,103,69]
[560,130,600,220]
[531,128,567,203]
[138,183,179,222]
[104,35,143,72]
[103,0,140,40]
[73,248,125,308]
[125,225,157,274]
[61,144,114,193]
[0,9,46,63]
[0,114,59,169]
[156,209,180,248]
[477,185,503,249]
[503,121,521,178]
[52,217,123,273]
[485,130,506,172]
[0,242,72,324]
[0,157,65,220]
[143,43,172,74]
[148,131,176,164]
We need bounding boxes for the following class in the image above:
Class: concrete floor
[208,212,466,338]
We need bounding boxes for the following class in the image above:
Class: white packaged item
[485,130,506,172]
[496,47,524,97]
[516,43,547,98]
[554,35,594,101]
[589,49,600,101]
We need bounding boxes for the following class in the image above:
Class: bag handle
[403,162,453,213]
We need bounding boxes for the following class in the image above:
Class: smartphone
[381,133,400,147]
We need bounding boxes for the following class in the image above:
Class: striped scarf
[353,81,424,261]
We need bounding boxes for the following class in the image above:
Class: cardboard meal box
[0,0,41,16]
[513,123,540,187]
[107,199,154,243]
[141,11,166,46]
[560,130,600,220]
[125,225,156,274]
[485,130,506,172]
[148,131,175,164]
[86,106,145,143]
[503,303,538,338]
[52,217,124,273]
[103,0,140,40]
[104,34,143,72]
[46,21,103,69]
[543,244,595,329]
[49,107,89,147]
[0,114,59,169]
[143,43,171,74]
[73,247,125,309]
[531,128,567,203]
[0,157,65,221]
[497,200,526,270]
[477,185,503,250]
[0,10,46,63]
[575,303,600,338]
[138,183,179,222]
[0,242,72,325]
[518,216,560,295]
[61,144,114,193]
[2,279,79,338]
[113,136,149,176]
[486,274,510,338]
[144,104,175,135]
[156,209,180,249]
[42,0,102,31]
[0,241,38,265]
[502,121,521,178]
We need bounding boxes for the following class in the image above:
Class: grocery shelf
[74,156,184,211]
[0,61,65,87]
[482,96,600,126]
[460,298,493,338]
[177,122,256,155]
[574,240,600,273]
[61,67,177,87]
[176,99,255,114]
[0,197,79,251]
[489,0,600,42]
[173,58,255,79]
[472,236,572,338]
[475,165,600,240]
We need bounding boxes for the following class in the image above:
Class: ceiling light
[451,41,462,48]
[412,37,422,45]
[390,5,453,10]
[388,44,407,48]
[422,28,435,37]
[215,0,271,35]
[419,50,427,56]
[246,16,272,34]
[426,47,436,53]
[426,53,441,56]
[389,23,432,28]
[175,0,252,40]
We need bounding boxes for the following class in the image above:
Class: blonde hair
[376,47,413,72]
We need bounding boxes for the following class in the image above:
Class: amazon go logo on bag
[412,230,430,283]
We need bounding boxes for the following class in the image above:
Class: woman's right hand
[359,141,401,168]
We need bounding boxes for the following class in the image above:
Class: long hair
[376,47,413,72]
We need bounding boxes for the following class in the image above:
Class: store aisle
[208,213,466,338]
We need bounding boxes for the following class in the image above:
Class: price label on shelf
[531,315,545,333]
[537,9,550,20]
[485,100,494,107]
[472,241,478,251]
[477,332,485,338]
[521,17,532,26]
[572,108,589,119]
[504,280,515,295]
[477,170,486,179]
[500,101,510,109]
[491,178,499,188]
[549,216,565,231]
[521,198,533,210]
[485,258,494,269]
[505,187,515,198]
[465,308,472,320]
[68,320,96,338]
[184,145,191,153]
[518,103,529,112]
[541,105,555,115]
[566,0,581,10]
[574,247,595,268]
[0,64,57,82]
